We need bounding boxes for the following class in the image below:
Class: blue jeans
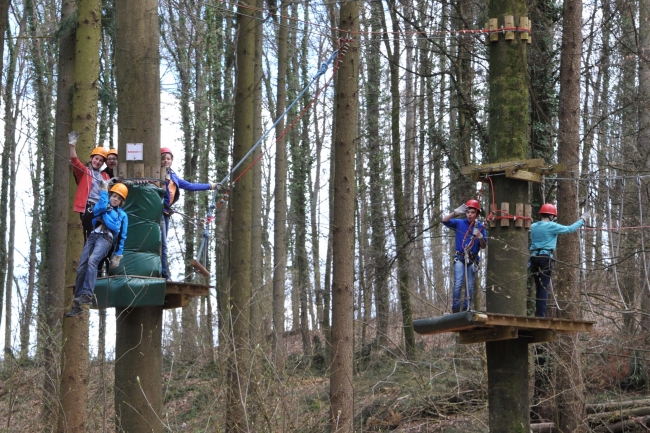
[161,213,170,279]
[452,258,477,311]
[75,231,113,299]
[530,256,553,317]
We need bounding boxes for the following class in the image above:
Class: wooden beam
[165,282,209,297]
[163,294,189,309]
[461,158,545,176]
[458,326,518,344]
[521,329,557,343]
[191,259,210,277]
[505,169,542,183]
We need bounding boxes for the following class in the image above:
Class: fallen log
[587,398,650,414]
[589,406,650,425]
[530,422,558,433]
[594,414,650,433]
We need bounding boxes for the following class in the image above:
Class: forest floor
[1,323,649,432]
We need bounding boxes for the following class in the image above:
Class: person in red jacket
[69,131,111,241]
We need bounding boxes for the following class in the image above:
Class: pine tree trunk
[329,2,358,430]
[272,0,289,373]
[485,0,530,430]
[113,0,164,429]
[42,0,75,426]
[59,0,101,429]
[367,0,390,346]
[553,0,587,429]
[226,0,256,429]
[383,0,415,358]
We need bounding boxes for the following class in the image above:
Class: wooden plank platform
[414,310,594,344]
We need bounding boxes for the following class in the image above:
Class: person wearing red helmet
[160,147,219,280]
[442,199,488,313]
[529,203,590,317]
[69,131,111,241]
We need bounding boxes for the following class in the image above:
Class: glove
[100,180,109,191]
[110,255,122,268]
[209,182,222,191]
[68,131,79,146]
[473,227,483,239]
[454,204,467,215]
[580,210,591,222]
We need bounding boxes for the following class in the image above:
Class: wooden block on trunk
[501,202,510,227]
[525,204,532,228]
[133,163,144,178]
[515,203,524,227]
[520,17,529,41]
[489,18,498,42]
[505,16,514,40]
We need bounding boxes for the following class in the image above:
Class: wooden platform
[163,281,210,309]
[414,310,594,344]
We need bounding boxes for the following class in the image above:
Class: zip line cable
[193,39,350,269]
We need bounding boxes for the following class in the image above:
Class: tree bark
[329,2,358,430]
[485,0,530,430]
[553,0,587,429]
[42,0,76,426]
[226,0,256,429]
[272,0,289,373]
[383,0,415,358]
[58,0,101,429]
[114,0,164,429]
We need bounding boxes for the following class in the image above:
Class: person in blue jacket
[66,181,129,317]
[442,199,488,313]
[529,203,590,317]
[160,147,219,280]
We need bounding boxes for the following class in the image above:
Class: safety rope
[193,40,350,270]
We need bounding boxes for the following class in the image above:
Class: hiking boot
[65,303,85,317]
[74,294,93,305]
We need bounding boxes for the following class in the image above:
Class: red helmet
[160,147,173,157]
[540,203,557,216]
[466,199,481,211]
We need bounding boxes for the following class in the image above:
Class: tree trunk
[367,0,390,347]
[383,0,415,358]
[58,0,101,429]
[553,0,587,429]
[113,0,164,429]
[329,2,358,430]
[485,0,530,430]
[42,0,76,426]
[272,0,289,373]
[226,0,256,429]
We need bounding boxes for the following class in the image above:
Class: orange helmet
[90,146,108,160]
[466,199,481,211]
[161,147,173,157]
[110,183,128,200]
[540,203,557,216]
[107,148,118,157]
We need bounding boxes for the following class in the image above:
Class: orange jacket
[71,156,110,213]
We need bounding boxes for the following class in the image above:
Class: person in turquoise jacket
[66,181,129,317]
[529,203,589,317]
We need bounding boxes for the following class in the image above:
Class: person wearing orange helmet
[529,203,590,317]
[69,131,111,241]
[66,180,129,317]
[160,147,219,280]
[442,199,488,313]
